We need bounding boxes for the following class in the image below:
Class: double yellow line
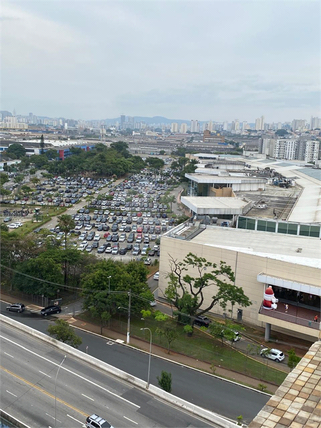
[1,365,87,417]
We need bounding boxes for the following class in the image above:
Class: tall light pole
[140,327,152,388]
[127,290,131,344]
[54,355,66,428]
[108,275,111,294]
[118,290,131,345]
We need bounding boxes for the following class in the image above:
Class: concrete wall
[159,236,320,329]
[0,315,238,428]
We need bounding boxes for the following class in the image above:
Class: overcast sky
[2,0,320,122]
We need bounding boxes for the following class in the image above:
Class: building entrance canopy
[257,272,321,297]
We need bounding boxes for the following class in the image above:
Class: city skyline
[2,1,320,122]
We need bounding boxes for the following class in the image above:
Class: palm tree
[57,215,75,284]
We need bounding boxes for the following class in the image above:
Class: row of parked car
[6,303,62,316]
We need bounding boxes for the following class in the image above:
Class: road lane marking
[123,416,138,425]
[39,370,51,378]
[4,352,14,358]
[67,414,83,424]
[0,334,140,409]
[0,365,88,417]
[81,393,94,401]
[6,390,17,397]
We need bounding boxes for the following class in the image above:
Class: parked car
[86,414,113,428]
[260,348,285,362]
[40,305,62,316]
[6,303,25,313]
[193,315,211,328]
[153,271,159,280]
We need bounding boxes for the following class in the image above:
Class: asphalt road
[1,322,216,428]
[0,303,269,425]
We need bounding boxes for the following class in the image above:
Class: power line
[0,264,82,291]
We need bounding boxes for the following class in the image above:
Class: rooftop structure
[249,341,321,428]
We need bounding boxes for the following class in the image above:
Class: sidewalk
[67,314,282,394]
[1,292,282,394]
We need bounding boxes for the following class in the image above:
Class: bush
[287,349,301,369]
[157,371,172,393]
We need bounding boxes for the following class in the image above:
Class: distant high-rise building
[120,115,125,129]
[171,122,178,133]
[190,120,199,133]
[223,121,228,131]
[292,119,306,131]
[180,123,187,133]
[255,116,265,131]
[310,116,321,130]
[242,121,248,131]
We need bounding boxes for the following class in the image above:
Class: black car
[40,305,62,316]
[193,315,211,328]
[119,248,127,255]
[6,303,25,313]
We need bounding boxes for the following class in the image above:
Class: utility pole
[127,290,131,344]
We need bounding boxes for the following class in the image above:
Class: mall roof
[190,226,321,269]
[242,157,321,223]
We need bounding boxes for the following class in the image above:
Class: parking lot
[43,170,178,261]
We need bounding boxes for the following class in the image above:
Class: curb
[69,319,272,397]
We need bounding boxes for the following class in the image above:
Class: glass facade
[237,216,320,238]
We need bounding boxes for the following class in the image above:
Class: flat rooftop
[188,226,321,269]
[181,196,250,215]
[243,157,321,223]
[185,173,266,183]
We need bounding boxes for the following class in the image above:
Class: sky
[1,0,320,122]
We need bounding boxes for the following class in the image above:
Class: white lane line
[67,414,83,424]
[123,416,138,425]
[0,334,140,409]
[4,352,14,358]
[6,390,17,397]
[39,370,51,378]
[81,393,94,401]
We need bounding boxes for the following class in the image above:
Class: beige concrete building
[159,225,321,341]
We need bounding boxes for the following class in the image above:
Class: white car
[260,348,285,363]
[85,225,93,231]
[8,223,19,229]
[153,271,159,281]
[94,234,100,241]
[75,224,82,230]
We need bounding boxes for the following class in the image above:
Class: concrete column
[265,323,271,341]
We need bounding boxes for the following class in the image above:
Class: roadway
[0,303,269,425]
[0,322,217,428]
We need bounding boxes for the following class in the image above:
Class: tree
[57,214,75,284]
[157,371,172,392]
[5,143,26,159]
[275,129,288,136]
[13,257,63,297]
[155,311,178,354]
[47,319,82,348]
[165,253,251,322]
[287,349,301,369]
[81,259,154,319]
[145,157,165,170]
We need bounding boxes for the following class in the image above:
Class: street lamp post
[54,355,66,428]
[127,290,131,344]
[108,275,111,294]
[140,327,152,388]
[118,290,131,345]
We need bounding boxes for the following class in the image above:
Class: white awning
[257,272,321,297]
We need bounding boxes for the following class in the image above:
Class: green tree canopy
[47,319,82,348]
[81,259,154,318]
[5,143,26,159]
[165,252,251,322]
